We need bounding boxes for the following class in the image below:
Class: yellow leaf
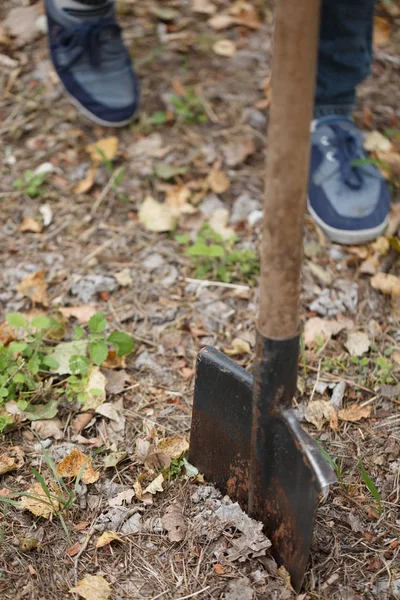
[157,435,189,459]
[338,404,371,423]
[371,272,400,296]
[224,337,252,356]
[364,131,393,153]
[208,165,230,194]
[213,39,236,57]
[20,483,60,519]
[208,14,236,31]
[86,136,119,163]
[229,1,261,29]
[96,530,123,548]
[0,446,24,476]
[19,217,43,233]
[56,449,99,484]
[16,271,49,306]
[373,16,391,49]
[69,575,111,600]
[138,196,177,232]
[74,166,97,194]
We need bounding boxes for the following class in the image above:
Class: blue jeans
[315,0,376,117]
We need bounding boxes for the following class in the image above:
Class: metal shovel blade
[189,346,336,592]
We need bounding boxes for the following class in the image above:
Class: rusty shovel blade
[189,345,336,592]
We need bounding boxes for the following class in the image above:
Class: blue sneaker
[44,0,139,127]
[308,117,390,245]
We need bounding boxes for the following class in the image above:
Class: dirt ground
[1,1,400,599]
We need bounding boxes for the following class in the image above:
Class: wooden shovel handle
[258,0,321,340]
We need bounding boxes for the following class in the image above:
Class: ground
[1,1,400,599]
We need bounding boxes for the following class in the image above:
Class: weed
[170,88,208,125]
[314,440,343,485]
[373,356,395,385]
[13,170,47,198]
[165,457,186,482]
[359,458,382,516]
[91,145,127,202]
[177,224,259,284]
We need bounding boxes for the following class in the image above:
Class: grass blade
[359,458,382,515]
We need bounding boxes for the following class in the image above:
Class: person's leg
[308,0,390,245]
[45,0,139,126]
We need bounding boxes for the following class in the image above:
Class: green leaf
[0,388,8,399]
[23,400,59,422]
[41,356,60,370]
[359,458,382,515]
[103,451,128,469]
[154,162,186,180]
[175,233,190,245]
[28,355,40,375]
[113,167,126,187]
[88,312,107,334]
[6,313,27,329]
[89,341,108,366]
[107,331,135,357]
[31,316,51,330]
[13,373,26,384]
[69,354,90,376]
[73,325,85,340]
[150,111,168,125]
[8,341,27,354]
[17,400,28,411]
[48,340,88,374]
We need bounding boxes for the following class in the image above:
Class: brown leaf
[96,531,123,548]
[162,502,187,542]
[56,449,99,484]
[208,164,230,194]
[86,137,119,163]
[3,6,41,46]
[17,271,49,306]
[66,542,82,557]
[0,322,14,345]
[20,483,60,519]
[222,136,255,167]
[0,446,24,476]
[229,1,261,29]
[371,272,400,296]
[157,435,189,459]
[18,537,40,552]
[338,403,371,422]
[58,305,98,324]
[214,563,225,575]
[224,337,252,356]
[373,16,391,49]
[304,400,337,431]
[208,14,236,31]
[19,217,43,234]
[75,521,90,531]
[72,412,95,434]
[73,166,98,194]
[69,575,111,600]
[31,419,64,440]
[303,317,346,347]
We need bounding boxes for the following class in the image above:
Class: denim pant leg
[315,0,376,117]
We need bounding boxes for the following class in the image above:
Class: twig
[91,168,122,214]
[183,277,250,291]
[174,588,210,600]
[150,591,170,600]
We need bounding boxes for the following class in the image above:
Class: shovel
[189,0,336,592]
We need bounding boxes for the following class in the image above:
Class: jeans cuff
[314,104,354,119]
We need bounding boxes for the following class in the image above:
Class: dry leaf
[138,196,177,233]
[83,366,107,410]
[103,368,131,395]
[376,149,400,178]
[157,435,189,459]
[17,271,49,306]
[66,542,83,557]
[86,137,119,163]
[31,419,64,440]
[96,531,123,548]
[73,166,97,194]
[345,331,370,357]
[114,268,133,287]
[0,322,14,345]
[0,446,24,476]
[224,337,252,356]
[222,136,255,167]
[208,208,235,239]
[208,14,236,30]
[19,217,43,234]
[371,272,400,296]
[364,131,393,153]
[109,489,135,507]
[214,564,225,575]
[3,5,41,46]
[213,39,236,57]
[20,482,60,519]
[304,400,337,431]
[70,575,111,600]
[338,403,371,422]
[56,449,99,484]
[208,165,230,194]
[303,317,346,347]
[143,473,164,495]
[72,412,95,434]
[373,16,391,49]
[192,0,217,14]
[162,502,187,542]
[371,236,390,255]
[59,305,98,324]
[229,1,261,29]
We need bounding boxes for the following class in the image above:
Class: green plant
[314,440,343,485]
[92,145,127,202]
[177,224,259,284]
[13,170,48,198]
[170,88,208,124]
[165,457,185,482]
[359,458,382,516]
[373,356,395,385]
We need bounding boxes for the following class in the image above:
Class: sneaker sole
[60,80,137,128]
[307,199,389,245]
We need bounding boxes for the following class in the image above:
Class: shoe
[44,0,139,127]
[308,116,390,245]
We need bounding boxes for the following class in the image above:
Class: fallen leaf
[102,349,127,369]
[103,451,128,469]
[20,483,60,519]
[192,0,217,14]
[371,272,400,296]
[213,39,236,57]
[143,473,164,495]
[56,449,99,484]
[18,537,40,552]
[345,331,371,357]
[23,400,59,422]
[154,162,186,180]
[338,403,371,422]
[304,400,337,431]
[73,166,97,194]
[48,340,88,375]
[19,217,43,234]
[162,502,187,542]
[208,165,230,194]
[108,489,135,507]
[16,271,49,306]
[138,196,177,233]
[371,236,390,255]
[224,337,252,356]
[66,542,82,557]
[95,402,123,423]
[31,419,64,440]
[96,531,123,548]
[373,16,391,49]
[222,136,255,167]
[83,366,107,410]
[229,1,261,29]
[102,368,131,395]
[303,317,346,347]
[208,208,235,239]
[0,446,24,476]
[214,564,225,575]
[86,137,119,163]
[376,149,400,178]
[364,131,393,153]
[208,14,236,30]
[157,435,189,459]
[3,5,41,46]
[0,322,14,345]
[72,412,95,434]
[182,458,199,478]
[58,306,98,324]
[114,268,133,288]
[70,575,111,600]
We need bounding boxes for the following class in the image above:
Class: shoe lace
[58,19,121,69]
[330,124,364,191]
